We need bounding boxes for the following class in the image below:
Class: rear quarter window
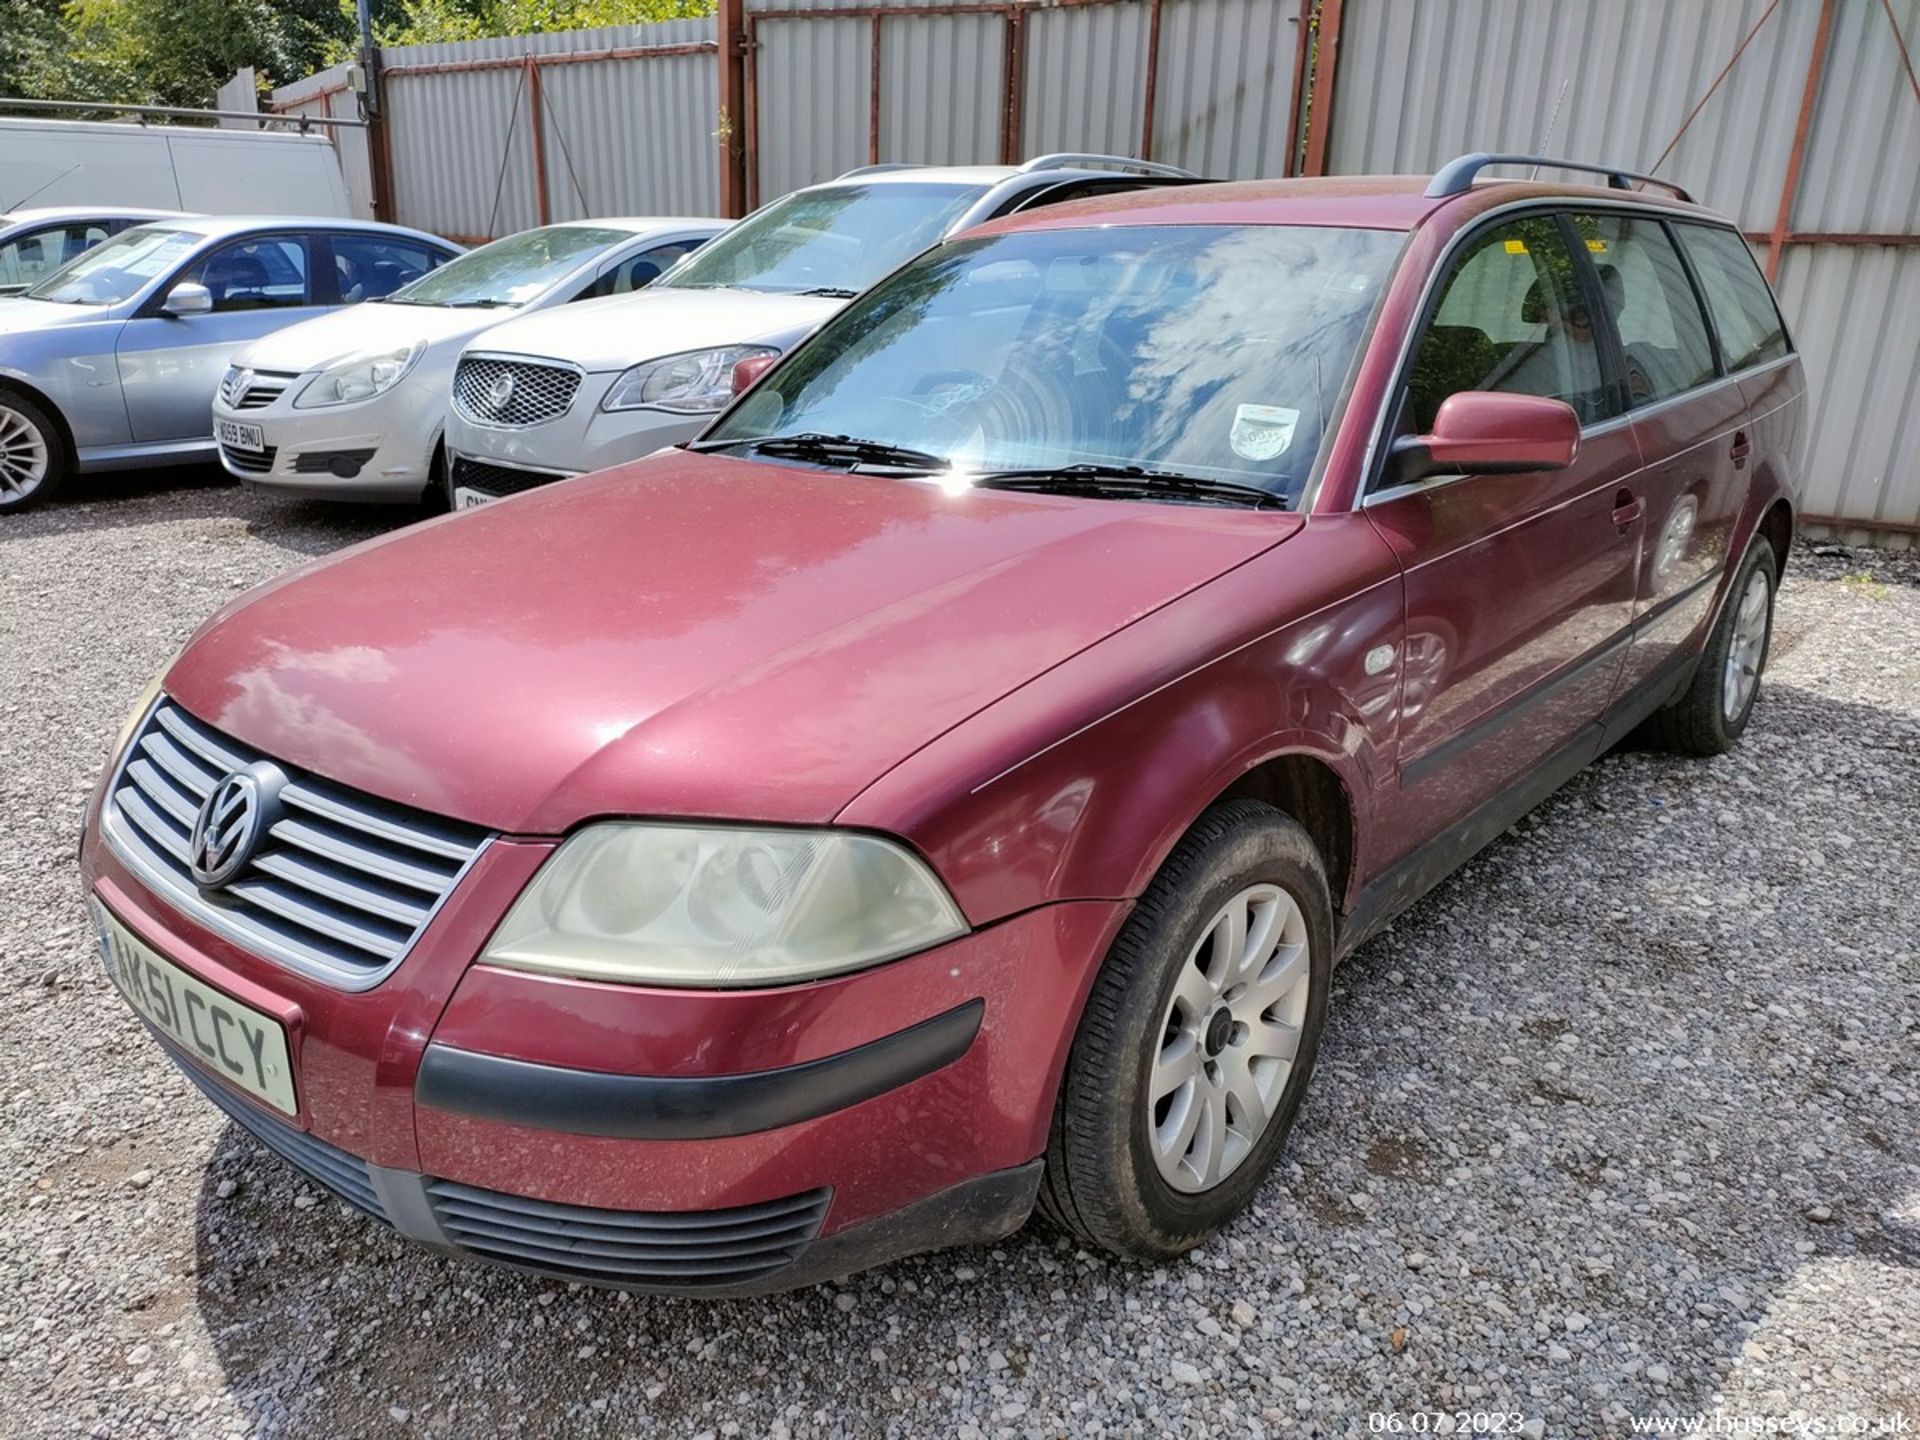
[1674,223,1791,371]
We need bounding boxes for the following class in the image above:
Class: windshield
[27,226,201,305]
[660,183,978,296]
[706,224,1405,504]
[388,225,629,307]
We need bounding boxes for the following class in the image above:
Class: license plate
[91,898,298,1115]
[452,487,494,509]
[216,418,264,450]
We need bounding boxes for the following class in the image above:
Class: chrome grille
[425,1179,830,1286]
[449,453,566,498]
[452,355,581,427]
[103,700,490,989]
[220,367,297,410]
[219,439,276,475]
[169,1048,385,1219]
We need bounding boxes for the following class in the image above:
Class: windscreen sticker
[1230,403,1300,461]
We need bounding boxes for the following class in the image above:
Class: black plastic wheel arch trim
[415,998,985,1140]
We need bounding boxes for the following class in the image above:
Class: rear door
[1566,209,1738,701]
[1363,211,1644,858]
[117,232,324,443]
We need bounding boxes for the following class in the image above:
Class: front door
[1363,212,1645,865]
[116,233,323,443]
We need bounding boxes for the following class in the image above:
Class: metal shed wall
[1323,0,1920,546]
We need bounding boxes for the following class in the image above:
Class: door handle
[1611,488,1644,527]
[1729,430,1752,469]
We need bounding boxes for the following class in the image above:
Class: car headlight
[480,823,967,988]
[601,345,779,415]
[293,342,425,409]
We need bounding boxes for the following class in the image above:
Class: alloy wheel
[1722,568,1770,722]
[0,403,50,503]
[1148,882,1312,1193]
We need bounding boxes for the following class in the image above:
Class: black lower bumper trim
[415,997,985,1140]
[369,1156,1043,1296]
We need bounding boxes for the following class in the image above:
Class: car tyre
[0,388,71,513]
[422,442,451,515]
[1037,799,1332,1260]
[1639,538,1777,756]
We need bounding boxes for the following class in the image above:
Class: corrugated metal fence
[271,0,1920,545]
[1323,0,1920,547]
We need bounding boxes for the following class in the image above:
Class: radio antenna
[1530,79,1572,179]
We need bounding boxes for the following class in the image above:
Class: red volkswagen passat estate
[82,155,1803,1293]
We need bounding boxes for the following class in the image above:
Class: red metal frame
[999,9,1028,165]
[1766,0,1836,282]
[1283,0,1313,177]
[870,14,884,165]
[380,41,716,80]
[1301,0,1345,177]
[1138,0,1164,161]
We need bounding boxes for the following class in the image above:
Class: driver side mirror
[160,282,213,317]
[1388,392,1579,485]
[731,353,778,395]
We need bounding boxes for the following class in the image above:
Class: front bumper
[213,386,438,503]
[83,812,1126,1292]
[443,374,712,499]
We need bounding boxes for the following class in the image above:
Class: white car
[211,217,726,503]
[443,155,1195,505]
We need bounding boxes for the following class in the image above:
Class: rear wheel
[0,389,70,513]
[1037,800,1332,1260]
[1640,539,1777,755]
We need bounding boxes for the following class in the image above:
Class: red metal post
[525,57,551,226]
[870,14,884,165]
[1283,0,1312,176]
[1766,0,1835,283]
[1000,7,1027,166]
[1139,0,1164,162]
[717,0,750,218]
[1301,0,1345,177]
[744,15,761,211]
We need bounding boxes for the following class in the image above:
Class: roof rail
[0,96,364,131]
[1426,152,1693,203]
[1020,152,1197,180]
[834,162,922,179]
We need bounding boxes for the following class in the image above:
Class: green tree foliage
[373,0,714,48]
[1,0,714,108]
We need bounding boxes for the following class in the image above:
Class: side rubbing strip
[416,998,986,1140]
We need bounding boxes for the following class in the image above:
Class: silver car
[0,207,188,295]
[444,155,1196,505]
[0,214,459,512]
[211,217,725,504]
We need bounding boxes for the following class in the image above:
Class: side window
[1405,214,1609,432]
[180,237,311,312]
[1674,223,1790,371]
[330,234,440,301]
[0,224,110,289]
[1566,212,1716,405]
[581,240,704,299]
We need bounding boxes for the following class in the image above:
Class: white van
[0,117,351,217]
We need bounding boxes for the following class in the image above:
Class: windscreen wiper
[698,432,949,472]
[440,298,514,309]
[968,463,1286,510]
[797,286,859,298]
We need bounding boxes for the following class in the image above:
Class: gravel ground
[2,470,1916,1439]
